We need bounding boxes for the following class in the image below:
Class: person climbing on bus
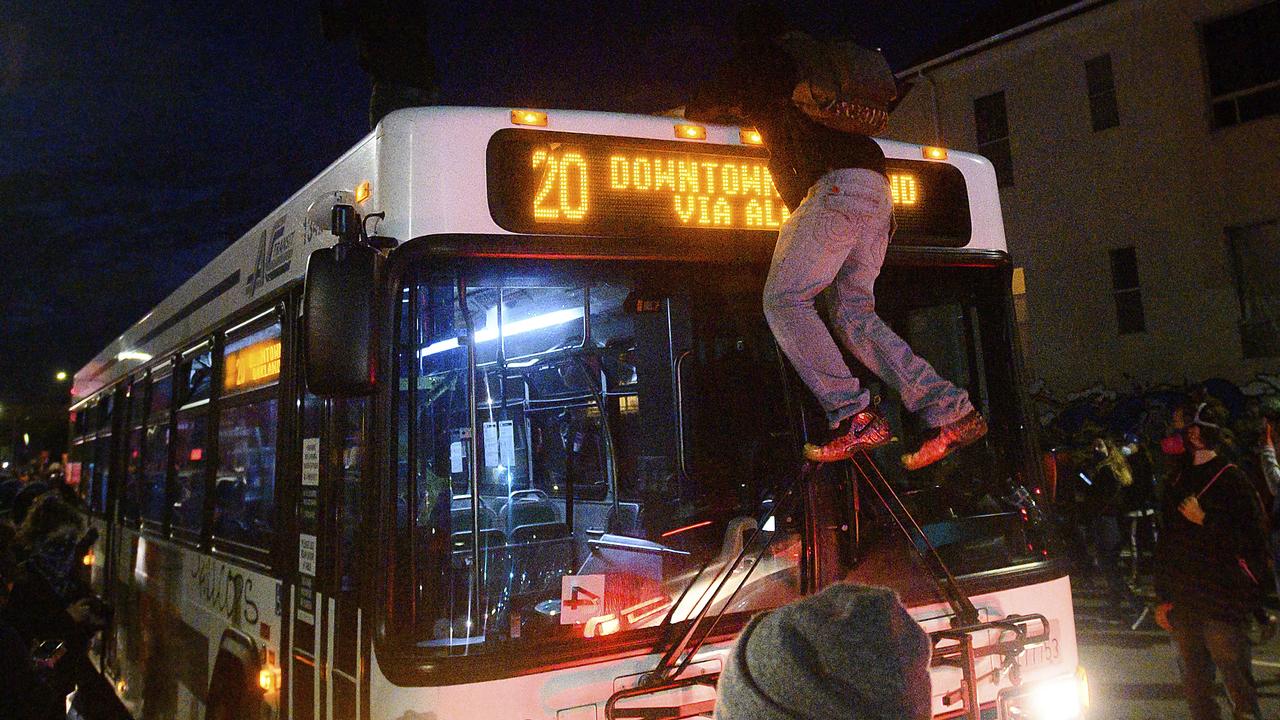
[685,1,986,469]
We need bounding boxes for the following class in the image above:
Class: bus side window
[141,372,172,527]
[91,432,110,514]
[74,394,113,515]
[170,413,209,535]
[214,315,283,553]
[122,378,148,522]
[213,399,279,550]
[172,347,213,537]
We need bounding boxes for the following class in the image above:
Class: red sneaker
[900,410,988,471]
[803,407,892,463]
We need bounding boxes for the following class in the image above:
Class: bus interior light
[420,306,585,358]
[674,123,706,140]
[739,128,763,145]
[923,146,948,160]
[511,109,548,127]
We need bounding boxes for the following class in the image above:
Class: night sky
[0,1,999,404]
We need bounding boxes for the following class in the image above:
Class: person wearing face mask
[1154,402,1270,720]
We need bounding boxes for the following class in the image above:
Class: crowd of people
[1049,393,1280,613]
[1045,392,1280,719]
[0,458,114,720]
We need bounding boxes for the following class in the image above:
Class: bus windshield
[840,263,1056,605]
[391,257,1049,656]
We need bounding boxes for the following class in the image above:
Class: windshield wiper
[849,451,980,626]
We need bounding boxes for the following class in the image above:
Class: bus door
[290,394,370,720]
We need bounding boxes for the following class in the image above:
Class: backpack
[776,31,897,136]
[1192,463,1274,589]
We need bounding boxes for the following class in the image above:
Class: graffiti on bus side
[190,556,260,627]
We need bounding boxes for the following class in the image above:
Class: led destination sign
[487,129,972,247]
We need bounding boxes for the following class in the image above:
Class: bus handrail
[674,350,691,480]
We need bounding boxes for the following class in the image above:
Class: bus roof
[73,106,1006,400]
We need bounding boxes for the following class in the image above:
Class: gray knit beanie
[715,584,932,720]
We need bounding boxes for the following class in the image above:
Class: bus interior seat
[719,516,759,560]
[607,502,641,535]
[450,527,507,553]
[211,476,250,541]
[510,521,570,544]
[450,495,499,534]
[508,521,573,597]
[501,491,561,533]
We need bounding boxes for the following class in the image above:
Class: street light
[55,371,68,382]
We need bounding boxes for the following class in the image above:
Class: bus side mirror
[303,243,381,397]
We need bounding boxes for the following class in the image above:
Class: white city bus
[69,106,1084,720]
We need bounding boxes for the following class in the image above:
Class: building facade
[885,0,1280,399]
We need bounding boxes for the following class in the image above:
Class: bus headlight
[999,667,1089,720]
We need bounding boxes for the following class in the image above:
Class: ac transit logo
[245,215,295,296]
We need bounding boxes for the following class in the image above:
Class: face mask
[1160,433,1185,456]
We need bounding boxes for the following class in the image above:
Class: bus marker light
[511,109,548,127]
[739,128,763,145]
[922,146,948,160]
[675,123,706,140]
[1077,665,1090,711]
[354,180,371,204]
[259,666,281,693]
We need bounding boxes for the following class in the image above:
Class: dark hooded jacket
[685,34,886,211]
[1153,455,1271,622]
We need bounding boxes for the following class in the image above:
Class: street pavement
[1074,581,1280,719]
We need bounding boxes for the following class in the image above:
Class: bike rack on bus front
[931,613,1052,720]
[603,613,1051,720]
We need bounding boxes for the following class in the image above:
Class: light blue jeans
[763,168,973,427]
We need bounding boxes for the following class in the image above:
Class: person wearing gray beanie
[715,583,933,720]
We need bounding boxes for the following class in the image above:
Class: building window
[1202,1,1280,128]
[974,91,1013,187]
[1226,220,1280,357]
[1085,54,1120,131]
[1109,247,1145,335]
